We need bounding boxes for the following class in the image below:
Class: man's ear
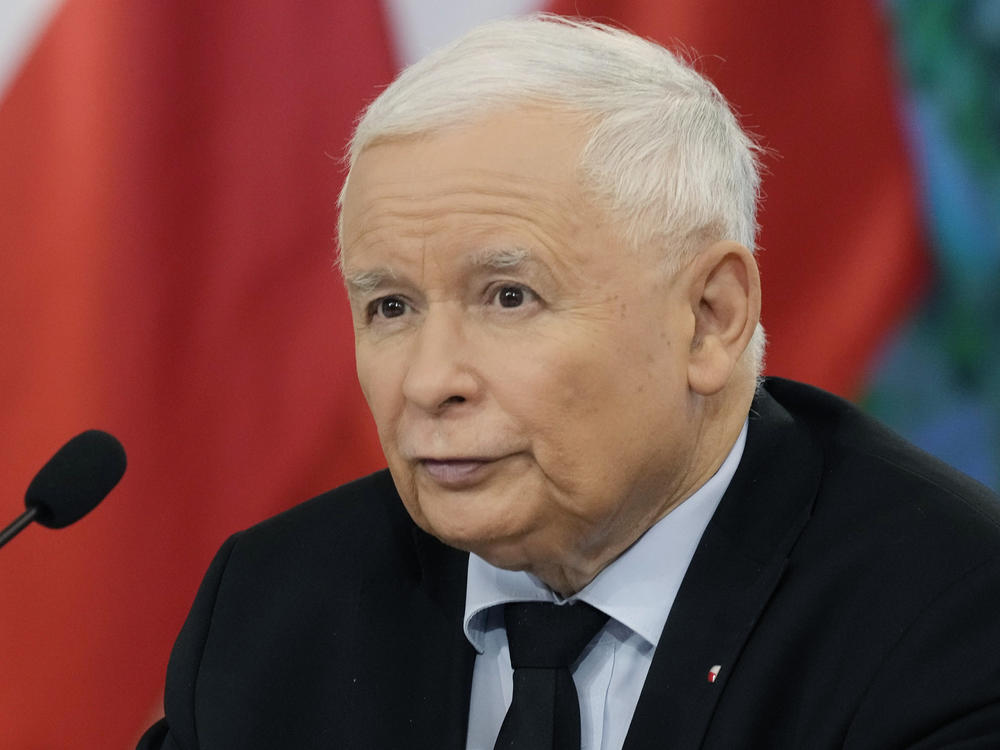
[684,240,761,395]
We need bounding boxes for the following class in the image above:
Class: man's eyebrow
[343,268,396,295]
[467,246,532,270]
[467,247,559,288]
[344,247,547,294]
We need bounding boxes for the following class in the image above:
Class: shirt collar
[463,421,748,652]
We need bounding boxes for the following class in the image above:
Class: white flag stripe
[382,0,545,66]
[0,0,63,103]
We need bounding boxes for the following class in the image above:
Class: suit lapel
[624,385,824,750]
[402,524,478,748]
[346,476,476,750]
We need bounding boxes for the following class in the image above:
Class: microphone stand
[0,506,39,550]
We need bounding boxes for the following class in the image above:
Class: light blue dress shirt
[463,421,747,750]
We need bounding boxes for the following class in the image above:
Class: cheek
[354,342,375,395]
[525,332,681,466]
[512,349,628,477]
[354,348,406,461]
[356,344,395,409]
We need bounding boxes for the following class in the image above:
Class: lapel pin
[707,665,722,683]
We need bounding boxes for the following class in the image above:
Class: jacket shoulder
[763,376,1000,524]
[220,469,423,591]
[239,469,407,538]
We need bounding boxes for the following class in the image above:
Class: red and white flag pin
[707,665,722,683]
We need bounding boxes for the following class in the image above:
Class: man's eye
[490,285,536,309]
[368,296,407,320]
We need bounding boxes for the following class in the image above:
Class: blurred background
[1,0,996,746]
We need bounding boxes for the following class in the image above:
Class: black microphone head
[24,430,127,529]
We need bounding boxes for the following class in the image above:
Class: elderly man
[139,14,1000,750]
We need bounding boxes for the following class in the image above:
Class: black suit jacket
[139,379,1000,748]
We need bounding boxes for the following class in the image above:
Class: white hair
[338,13,765,375]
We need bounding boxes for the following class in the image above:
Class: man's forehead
[337,106,620,288]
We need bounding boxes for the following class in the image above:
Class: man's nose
[401,307,480,413]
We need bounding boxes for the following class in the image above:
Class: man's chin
[392,471,548,562]
[416,512,535,568]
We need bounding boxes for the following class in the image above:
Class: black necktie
[494,601,609,750]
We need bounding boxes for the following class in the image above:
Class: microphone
[0,430,126,550]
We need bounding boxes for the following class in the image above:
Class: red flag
[0,1,393,746]
[546,0,927,395]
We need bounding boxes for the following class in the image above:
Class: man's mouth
[419,458,496,487]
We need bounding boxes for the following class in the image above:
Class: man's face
[339,107,703,591]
